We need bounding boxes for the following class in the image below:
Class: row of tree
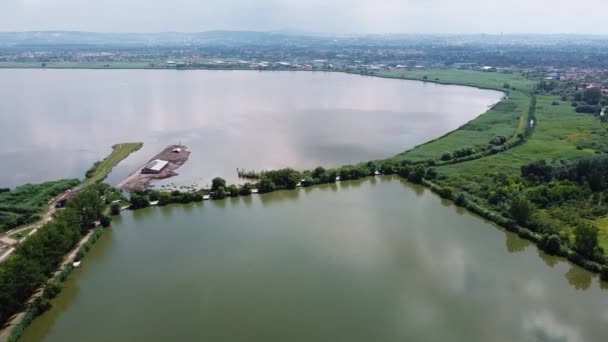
[0,185,106,325]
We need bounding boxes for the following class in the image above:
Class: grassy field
[0,179,80,232]
[439,95,602,190]
[393,90,531,162]
[376,69,536,93]
[82,142,143,186]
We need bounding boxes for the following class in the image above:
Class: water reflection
[505,231,533,254]
[0,69,503,188]
[565,266,593,291]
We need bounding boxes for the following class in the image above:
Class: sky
[1,0,607,34]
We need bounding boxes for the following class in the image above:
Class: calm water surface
[0,70,502,188]
[23,178,608,342]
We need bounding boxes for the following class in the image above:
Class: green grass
[0,179,80,232]
[82,142,143,186]
[439,96,601,188]
[376,69,536,93]
[591,217,608,255]
[393,91,531,162]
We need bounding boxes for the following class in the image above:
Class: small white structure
[203,195,211,200]
[335,176,341,182]
[73,261,82,268]
[142,159,169,174]
[172,148,182,153]
[374,170,381,175]
[150,201,159,206]
[251,189,259,194]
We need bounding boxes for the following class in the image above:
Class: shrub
[438,186,454,200]
[440,152,452,161]
[601,266,608,282]
[540,234,562,254]
[110,202,121,215]
[239,183,253,196]
[211,177,226,191]
[509,197,534,225]
[100,214,111,228]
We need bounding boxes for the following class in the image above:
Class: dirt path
[0,189,75,264]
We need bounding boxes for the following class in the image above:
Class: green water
[22,177,608,342]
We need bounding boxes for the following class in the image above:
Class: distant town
[1,31,608,92]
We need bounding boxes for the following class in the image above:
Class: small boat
[73,261,82,268]
[374,170,380,175]
[251,189,259,194]
[203,195,211,200]
[335,176,341,182]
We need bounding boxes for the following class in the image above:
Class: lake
[0,69,502,188]
[22,177,608,342]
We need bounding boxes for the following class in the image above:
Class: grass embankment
[82,142,143,186]
[439,96,601,189]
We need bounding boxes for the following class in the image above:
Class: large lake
[0,70,502,188]
[22,178,608,342]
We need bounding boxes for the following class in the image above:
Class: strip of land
[116,145,190,191]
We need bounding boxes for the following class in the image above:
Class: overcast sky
[1,0,607,34]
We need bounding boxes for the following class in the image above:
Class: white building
[142,159,169,174]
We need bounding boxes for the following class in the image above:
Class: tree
[227,185,239,197]
[441,152,452,161]
[574,223,600,259]
[129,193,150,210]
[110,202,121,216]
[239,183,253,196]
[583,87,602,105]
[258,177,276,194]
[408,165,426,184]
[67,188,103,230]
[211,177,226,191]
[213,187,227,200]
[509,197,534,225]
[540,234,561,254]
[100,214,111,228]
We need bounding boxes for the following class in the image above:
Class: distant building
[172,148,182,153]
[142,159,169,174]
[481,66,497,72]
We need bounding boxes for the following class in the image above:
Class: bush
[438,186,454,200]
[509,196,534,225]
[211,177,226,191]
[408,165,426,184]
[601,266,608,282]
[110,202,121,215]
[100,214,111,228]
[258,178,276,194]
[454,193,467,206]
[540,234,561,254]
[440,152,452,161]
[213,187,227,200]
[239,183,253,196]
[43,280,63,300]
